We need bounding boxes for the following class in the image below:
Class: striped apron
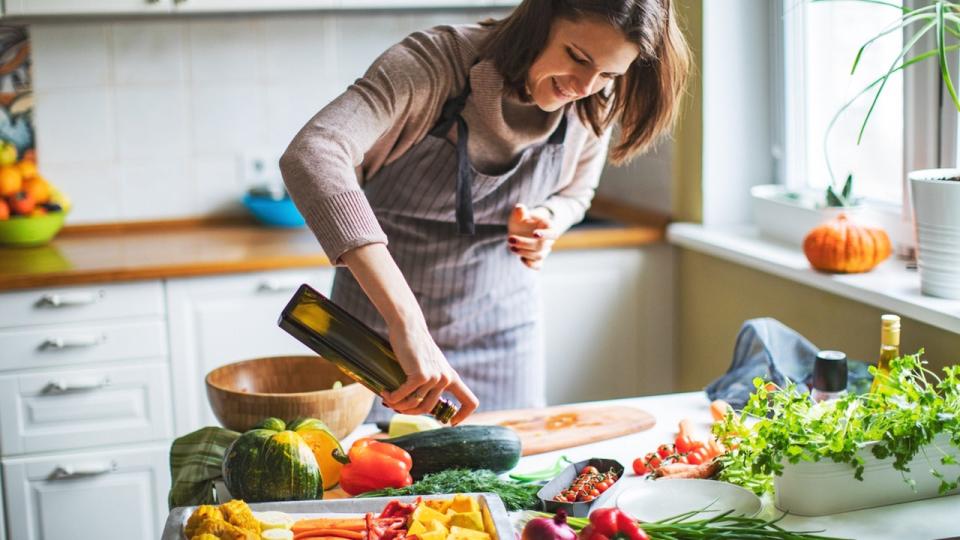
[331,77,569,422]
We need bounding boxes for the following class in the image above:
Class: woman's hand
[382,320,479,425]
[507,203,559,270]
[342,243,479,425]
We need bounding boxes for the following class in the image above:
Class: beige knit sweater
[279,23,611,263]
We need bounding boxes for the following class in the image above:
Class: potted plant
[821,0,960,296]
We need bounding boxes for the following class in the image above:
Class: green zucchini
[386,425,522,479]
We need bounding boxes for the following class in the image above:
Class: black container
[537,458,625,518]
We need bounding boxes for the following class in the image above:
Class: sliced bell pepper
[337,439,413,496]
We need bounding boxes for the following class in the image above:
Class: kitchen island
[328,392,959,540]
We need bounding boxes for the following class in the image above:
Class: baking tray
[537,458,625,518]
[161,493,512,540]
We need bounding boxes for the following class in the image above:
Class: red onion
[522,511,578,540]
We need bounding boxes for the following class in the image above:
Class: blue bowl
[242,193,306,228]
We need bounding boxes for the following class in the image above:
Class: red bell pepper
[579,508,648,540]
[337,439,413,496]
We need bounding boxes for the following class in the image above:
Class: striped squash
[221,418,322,502]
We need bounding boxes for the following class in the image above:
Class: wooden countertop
[0,198,668,291]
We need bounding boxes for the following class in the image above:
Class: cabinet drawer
[0,363,173,455]
[0,281,165,329]
[2,443,169,540]
[0,319,168,372]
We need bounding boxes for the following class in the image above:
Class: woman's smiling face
[526,16,641,112]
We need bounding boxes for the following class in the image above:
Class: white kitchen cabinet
[4,0,516,16]
[166,268,335,434]
[541,246,674,405]
[3,0,171,15]
[0,362,173,455]
[0,281,165,330]
[2,442,169,540]
[0,468,5,540]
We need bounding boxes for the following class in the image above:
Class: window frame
[775,0,952,212]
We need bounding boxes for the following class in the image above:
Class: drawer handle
[49,461,117,480]
[36,291,105,308]
[257,279,304,292]
[42,377,111,395]
[40,334,107,350]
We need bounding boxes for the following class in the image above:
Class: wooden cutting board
[464,404,656,456]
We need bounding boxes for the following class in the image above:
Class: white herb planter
[909,169,960,299]
[750,185,867,247]
[774,433,960,516]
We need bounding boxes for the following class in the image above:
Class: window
[782,0,905,205]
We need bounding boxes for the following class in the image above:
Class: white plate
[616,479,762,523]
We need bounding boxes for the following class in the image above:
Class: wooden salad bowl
[205,355,375,439]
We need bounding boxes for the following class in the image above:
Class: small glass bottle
[870,314,901,394]
[811,350,848,403]
[278,283,458,423]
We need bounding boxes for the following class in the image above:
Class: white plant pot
[775,433,960,516]
[751,185,866,247]
[909,169,960,299]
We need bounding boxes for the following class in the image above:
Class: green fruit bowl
[0,211,66,247]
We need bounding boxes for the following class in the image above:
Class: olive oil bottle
[278,283,457,423]
[870,314,901,394]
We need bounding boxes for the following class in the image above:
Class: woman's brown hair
[479,0,690,164]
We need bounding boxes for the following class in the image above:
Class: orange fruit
[0,165,21,196]
[21,149,35,162]
[30,206,46,217]
[17,160,37,180]
[0,198,8,220]
[23,176,51,204]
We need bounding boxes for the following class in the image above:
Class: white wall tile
[193,155,246,215]
[188,19,263,83]
[265,82,340,153]
[112,21,185,85]
[38,161,121,224]
[30,24,110,90]
[190,84,266,154]
[330,14,416,88]
[118,159,195,220]
[262,15,334,83]
[115,86,189,160]
[34,88,114,163]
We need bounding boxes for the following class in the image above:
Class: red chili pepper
[579,508,649,540]
[338,439,413,496]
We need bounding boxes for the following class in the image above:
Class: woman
[280,0,689,425]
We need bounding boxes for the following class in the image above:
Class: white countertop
[356,391,960,540]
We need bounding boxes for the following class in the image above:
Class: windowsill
[667,222,960,333]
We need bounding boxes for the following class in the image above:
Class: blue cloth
[705,318,873,410]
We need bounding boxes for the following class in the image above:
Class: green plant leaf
[938,3,960,113]
[859,19,937,143]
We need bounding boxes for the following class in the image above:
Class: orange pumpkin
[803,214,892,273]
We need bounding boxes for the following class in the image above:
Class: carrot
[291,529,364,539]
[706,438,726,459]
[294,534,357,540]
[678,418,695,438]
[710,400,732,422]
[656,461,719,479]
[292,519,366,532]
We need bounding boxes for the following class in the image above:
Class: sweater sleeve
[539,127,612,233]
[279,28,470,264]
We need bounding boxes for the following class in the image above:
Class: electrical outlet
[238,152,283,188]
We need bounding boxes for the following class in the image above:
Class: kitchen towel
[168,426,239,509]
[705,317,872,409]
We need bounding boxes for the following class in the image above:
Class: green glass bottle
[278,283,457,424]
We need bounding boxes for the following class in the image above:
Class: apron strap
[454,115,475,235]
[547,112,568,145]
[429,78,473,138]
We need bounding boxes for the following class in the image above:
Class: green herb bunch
[356,469,540,511]
[713,351,960,496]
